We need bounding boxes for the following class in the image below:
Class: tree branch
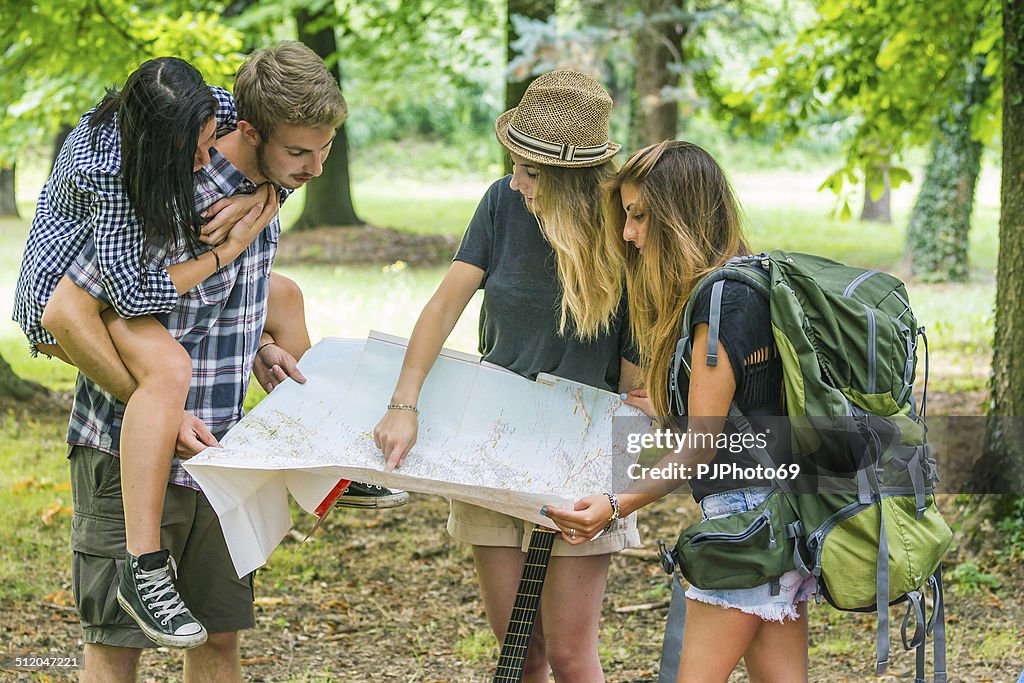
[91,0,156,54]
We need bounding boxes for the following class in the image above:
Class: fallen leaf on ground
[44,589,74,607]
[39,500,71,525]
[254,596,290,607]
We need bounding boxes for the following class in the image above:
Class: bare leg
[538,553,609,682]
[265,272,310,360]
[40,276,137,402]
[41,276,187,554]
[677,598,763,683]
[743,603,809,683]
[81,644,140,683]
[105,315,192,555]
[472,545,550,683]
[184,631,242,683]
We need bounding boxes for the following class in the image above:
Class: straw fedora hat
[495,70,621,168]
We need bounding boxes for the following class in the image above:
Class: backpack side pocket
[676,490,798,591]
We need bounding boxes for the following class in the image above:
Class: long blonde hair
[533,159,624,340]
[605,141,750,417]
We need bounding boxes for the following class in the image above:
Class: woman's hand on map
[375,409,418,472]
[542,494,614,544]
[620,388,655,418]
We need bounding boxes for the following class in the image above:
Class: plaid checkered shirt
[12,86,237,353]
[65,144,283,490]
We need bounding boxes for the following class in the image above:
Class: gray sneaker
[335,481,409,509]
[116,550,207,649]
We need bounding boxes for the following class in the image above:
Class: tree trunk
[860,167,891,223]
[631,0,688,148]
[222,0,261,52]
[905,55,990,282]
[973,2,1024,494]
[0,353,42,402]
[292,8,361,230]
[0,164,17,217]
[504,0,556,174]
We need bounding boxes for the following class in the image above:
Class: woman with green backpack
[544,139,817,682]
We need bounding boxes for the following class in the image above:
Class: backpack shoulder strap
[684,259,771,370]
[671,258,772,414]
[657,559,687,683]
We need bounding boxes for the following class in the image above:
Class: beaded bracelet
[603,492,620,530]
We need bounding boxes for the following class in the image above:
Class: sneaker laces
[135,556,190,625]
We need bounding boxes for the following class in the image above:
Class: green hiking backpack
[657,251,952,683]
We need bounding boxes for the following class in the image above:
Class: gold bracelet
[387,403,419,415]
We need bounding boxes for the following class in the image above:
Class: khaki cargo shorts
[447,499,641,557]
[69,445,255,648]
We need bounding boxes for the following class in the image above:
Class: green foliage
[0,2,245,165]
[0,411,76,601]
[903,53,991,282]
[224,0,504,149]
[994,495,1024,562]
[809,634,858,657]
[905,152,977,282]
[333,0,502,146]
[455,628,499,662]
[730,0,1002,212]
[502,1,854,160]
[504,1,807,149]
[974,628,1023,663]
[948,561,1003,595]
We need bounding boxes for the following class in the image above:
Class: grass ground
[0,150,1018,681]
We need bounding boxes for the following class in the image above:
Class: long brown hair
[533,159,623,340]
[605,140,750,417]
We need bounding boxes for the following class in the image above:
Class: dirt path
[2,492,1022,682]
[2,390,1022,681]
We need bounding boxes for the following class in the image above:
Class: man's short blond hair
[234,41,347,139]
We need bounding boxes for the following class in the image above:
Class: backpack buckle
[657,539,677,575]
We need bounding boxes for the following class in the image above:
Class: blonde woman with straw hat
[373,70,641,681]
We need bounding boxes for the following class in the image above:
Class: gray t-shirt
[455,176,636,392]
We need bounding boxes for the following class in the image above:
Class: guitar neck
[492,526,557,683]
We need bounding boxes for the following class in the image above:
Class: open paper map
[184,333,638,577]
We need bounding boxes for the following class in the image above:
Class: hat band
[507,123,609,162]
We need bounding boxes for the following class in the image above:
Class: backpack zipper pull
[766,514,777,550]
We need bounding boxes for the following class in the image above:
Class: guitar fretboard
[491,526,557,683]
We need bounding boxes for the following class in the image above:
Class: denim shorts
[684,486,817,622]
